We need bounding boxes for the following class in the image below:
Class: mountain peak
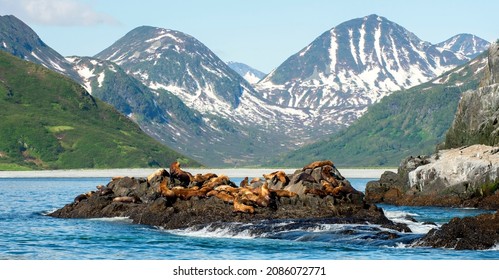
[0,14,80,81]
[256,13,482,132]
[437,34,490,59]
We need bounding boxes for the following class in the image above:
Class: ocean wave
[88,216,133,223]
[40,209,58,216]
[384,209,439,234]
[166,223,257,239]
[162,220,413,247]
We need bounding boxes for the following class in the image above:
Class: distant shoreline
[0,168,395,179]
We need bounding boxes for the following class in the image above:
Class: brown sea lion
[249,177,261,184]
[304,188,328,198]
[321,165,345,181]
[321,180,336,195]
[240,177,249,188]
[292,172,317,184]
[302,160,334,170]
[254,182,271,207]
[169,161,193,187]
[192,173,217,186]
[330,182,359,198]
[113,196,141,203]
[233,196,254,214]
[214,185,239,194]
[263,171,290,186]
[159,178,175,198]
[271,189,297,198]
[147,168,168,182]
[202,174,230,189]
[214,191,235,204]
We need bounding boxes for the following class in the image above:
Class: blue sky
[1,0,497,73]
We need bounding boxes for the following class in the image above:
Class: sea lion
[330,182,359,198]
[302,160,334,170]
[169,161,193,187]
[202,174,231,189]
[233,196,254,214]
[249,177,261,184]
[147,168,169,182]
[304,188,328,198]
[240,177,249,188]
[271,189,297,198]
[192,173,218,186]
[99,187,113,196]
[292,172,317,184]
[214,185,239,194]
[263,171,290,186]
[322,165,345,181]
[113,196,141,203]
[159,178,175,199]
[172,188,208,200]
[321,180,336,195]
[213,191,235,204]
[74,193,88,204]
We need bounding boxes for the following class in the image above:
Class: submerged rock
[49,160,407,232]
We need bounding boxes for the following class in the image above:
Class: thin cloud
[0,0,120,26]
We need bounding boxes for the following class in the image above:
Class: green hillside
[270,53,487,168]
[0,50,199,170]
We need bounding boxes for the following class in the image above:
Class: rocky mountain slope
[445,42,499,148]
[270,51,488,167]
[256,14,487,130]
[0,15,80,81]
[94,26,314,165]
[0,50,198,170]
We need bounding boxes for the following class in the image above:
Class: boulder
[415,210,499,250]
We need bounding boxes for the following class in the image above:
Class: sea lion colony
[71,160,361,214]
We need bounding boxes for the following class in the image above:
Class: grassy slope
[270,54,486,168]
[0,50,199,170]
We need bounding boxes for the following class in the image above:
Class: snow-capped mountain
[94,26,312,165]
[96,26,251,114]
[0,15,80,81]
[255,14,488,127]
[0,14,490,166]
[95,26,310,138]
[227,61,266,84]
[437,34,490,60]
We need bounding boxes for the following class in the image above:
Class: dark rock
[49,161,410,235]
[415,211,499,250]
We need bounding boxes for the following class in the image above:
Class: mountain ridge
[0,50,199,170]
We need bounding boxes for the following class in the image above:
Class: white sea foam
[384,210,439,234]
[89,217,133,223]
[167,224,256,239]
[486,243,499,251]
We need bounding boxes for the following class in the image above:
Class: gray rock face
[486,43,499,86]
[408,145,499,198]
[445,43,499,148]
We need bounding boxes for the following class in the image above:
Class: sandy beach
[0,168,395,179]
